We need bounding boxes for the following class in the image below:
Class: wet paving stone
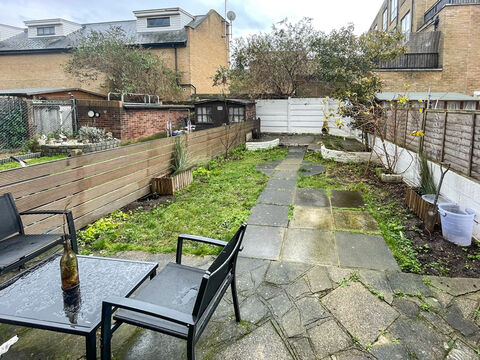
[265,179,297,191]
[306,266,333,293]
[299,161,325,176]
[358,269,394,304]
[282,229,338,265]
[330,190,365,208]
[240,225,285,260]
[271,170,298,180]
[387,272,433,297]
[275,163,302,171]
[294,188,330,207]
[308,319,352,358]
[336,232,399,271]
[290,206,333,230]
[257,188,295,206]
[296,296,329,326]
[265,261,312,285]
[333,210,380,232]
[248,204,289,227]
[322,282,399,346]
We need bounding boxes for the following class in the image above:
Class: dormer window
[147,17,170,28]
[37,26,55,36]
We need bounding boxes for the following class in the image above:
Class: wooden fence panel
[0,120,258,234]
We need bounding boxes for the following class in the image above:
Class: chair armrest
[19,209,78,253]
[176,234,227,264]
[102,296,195,326]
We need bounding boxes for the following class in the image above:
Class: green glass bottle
[60,237,80,291]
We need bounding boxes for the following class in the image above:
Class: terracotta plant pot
[151,169,193,195]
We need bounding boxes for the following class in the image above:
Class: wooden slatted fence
[0,120,258,235]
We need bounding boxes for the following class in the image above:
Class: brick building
[370,0,480,97]
[0,8,229,96]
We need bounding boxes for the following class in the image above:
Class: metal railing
[377,53,439,69]
[107,92,161,104]
[424,0,480,23]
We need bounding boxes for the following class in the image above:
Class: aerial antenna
[227,10,236,39]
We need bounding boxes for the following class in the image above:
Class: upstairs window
[37,26,55,36]
[401,11,411,35]
[197,106,212,123]
[228,107,245,123]
[391,0,398,22]
[147,17,170,28]
[382,9,388,30]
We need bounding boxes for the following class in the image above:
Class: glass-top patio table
[0,254,158,359]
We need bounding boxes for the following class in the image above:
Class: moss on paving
[79,145,288,256]
[298,151,422,273]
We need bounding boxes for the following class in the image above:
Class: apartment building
[370,0,480,97]
[0,8,230,96]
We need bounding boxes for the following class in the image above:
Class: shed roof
[376,92,480,102]
[195,98,256,105]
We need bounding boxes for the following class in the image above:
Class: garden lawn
[79,146,288,256]
[0,155,67,171]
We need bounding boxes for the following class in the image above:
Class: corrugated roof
[376,92,480,101]
[0,14,209,53]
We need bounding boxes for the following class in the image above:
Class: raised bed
[151,169,193,195]
[246,138,279,151]
[405,187,440,225]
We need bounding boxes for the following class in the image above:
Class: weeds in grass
[78,145,288,255]
[0,154,67,171]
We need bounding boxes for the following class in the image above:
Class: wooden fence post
[419,108,427,153]
[440,111,448,161]
[468,113,477,177]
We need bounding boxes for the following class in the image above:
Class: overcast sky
[0,0,384,37]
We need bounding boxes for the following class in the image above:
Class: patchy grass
[0,154,67,171]
[317,134,366,152]
[298,151,422,273]
[79,145,288,256]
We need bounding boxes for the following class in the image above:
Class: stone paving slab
[255,160,282,170]
[281,229,338,265]
[333,210,380,232]
[294,188,330,207]
[308,319,352,358]
[290,206,333,230]
[336,232,399,271]
[284,152,305,159]
[330,190,366,208]
[387,271,433,297]
[271,170,298,180]
[256,168,275,176]
[281,158,304,165]
[248,204,289,227]
[299,161,325,176]
[257,188,295,205]
[322,282,399,346]
[240,225,285,260]
[265,179,297,191]
[276,163,302,171]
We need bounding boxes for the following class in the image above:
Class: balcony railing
[377,53,439,69]
[424,0,480,23]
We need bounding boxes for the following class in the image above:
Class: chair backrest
[192,223,247,318]
[0,193,23,239]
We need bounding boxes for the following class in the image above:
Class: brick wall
[375,5,480,95]
[76,99,191,141]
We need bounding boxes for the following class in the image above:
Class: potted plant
[152,135,193,195]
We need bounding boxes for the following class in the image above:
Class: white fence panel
[257,97,354,136]
[256,100,288,133]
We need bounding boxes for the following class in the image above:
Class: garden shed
[193,99,256,129]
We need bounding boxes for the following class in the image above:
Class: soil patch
[325,160,479,278]
[121,193,176,213]
[318,135,366,152]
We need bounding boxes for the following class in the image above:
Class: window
[463,101,476,110]
[401,11,411,34]
[147,17,170,28]
[228,107,245,123]
[197,106,212,123]
[390,0,398,22]
[447,101,460,110]
[382,9,388,30]
[37,26,55,36]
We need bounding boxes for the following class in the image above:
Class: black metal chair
[101,223,247,360]
[0,192,78,275]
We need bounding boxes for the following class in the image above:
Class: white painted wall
[371,136,480,240]
[256,98,354,137]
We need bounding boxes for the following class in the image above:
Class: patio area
[1,145,480,359]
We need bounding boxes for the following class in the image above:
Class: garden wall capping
[40,139,121,156]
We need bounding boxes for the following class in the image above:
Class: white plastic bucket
[437,203,475,246]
